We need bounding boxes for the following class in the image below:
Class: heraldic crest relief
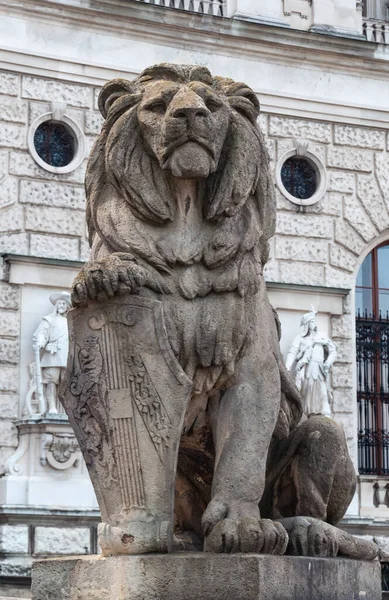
[61,296,192,555]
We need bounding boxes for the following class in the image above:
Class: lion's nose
[172,106,208,120]
[168,88,209,124]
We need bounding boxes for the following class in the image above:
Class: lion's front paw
[204,517,288,554]
[72,254,146,306]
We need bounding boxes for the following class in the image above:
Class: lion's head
[86,63,275,256]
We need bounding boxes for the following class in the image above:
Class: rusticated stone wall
[1,68,389,474]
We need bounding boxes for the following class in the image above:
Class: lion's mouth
[162,138,216,179]
[162,135,215,164]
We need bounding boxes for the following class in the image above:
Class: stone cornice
[1,0,389,126]
[0,0,387,78]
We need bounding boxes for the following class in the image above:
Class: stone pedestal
[32,553,381,600]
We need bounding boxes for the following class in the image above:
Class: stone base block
[32,553,381,600]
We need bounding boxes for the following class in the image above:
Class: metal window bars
[357,309,389,475]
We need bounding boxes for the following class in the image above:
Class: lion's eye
[205,99,221,113]
[146,101,166,114]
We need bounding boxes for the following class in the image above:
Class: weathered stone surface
[357,173,389,231]
[0,310,19,337]
[334,411,355,440]
[343,292,352,315]
[258,113,267,135]
[0,97,27,123]
[276,212,332,238]
[0,204,23,233]
[0,419,18,447]
[0,446,15,475]
[62,64,365,562]
[319,192,342,217]
[331,314,353,338]
[375,152,389,200]
[79,238,90,262]
[93,87,101,111]
[263,259,278,282]
[327,147,373,172]
[334,220,365,256]
[331,364,353,389]
[334,125,385,149]
[279,261,325,286]
[0,72,19,96]
[0,233,28,254]
[22,76,92,108]
[275,236,328,263]
[333,339,353,364]
[0,525,29,554]
[269,116,331,143]
[373,536,389,559]
[0,123,26,149]
[85,110,104,135]
[31,554,382,600]
[9,151,86,184]
[30,234,80,261]
[0,393,19,419]
[328,171,354,193]
[332,388,354,413]
[29,102,84,128]
[25,206,85,236]
[329,244,357,273]
[0,282,19,310]
[276,139,326,164]
[34,527,90,556]
[325,266,353,289]
[343,196,377,242]
[0,176,18,208]
[20,180,85,210]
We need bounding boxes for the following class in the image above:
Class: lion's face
[137,80,230,179]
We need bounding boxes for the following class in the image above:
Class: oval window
[33,121,75,168]
[280,156,318,201]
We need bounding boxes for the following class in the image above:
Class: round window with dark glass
[33,121,75,168]
[280,156,318,200]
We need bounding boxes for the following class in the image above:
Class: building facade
[0,0,389,595]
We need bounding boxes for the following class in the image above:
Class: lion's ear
[98,79,137,119]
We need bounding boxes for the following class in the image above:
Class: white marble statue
[32,292,71,414]
[285,306,337,418]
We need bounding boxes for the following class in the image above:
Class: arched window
[356,242,389,475]
[356,242,389,318]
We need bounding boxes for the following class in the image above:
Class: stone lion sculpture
[67,63,377,560]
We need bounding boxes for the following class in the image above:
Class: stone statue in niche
[285,306,336,418]
[33,292,71,414]
[60,63,377,561]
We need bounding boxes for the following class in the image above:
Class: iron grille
[357,310,389,475]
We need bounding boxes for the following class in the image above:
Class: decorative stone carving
[60,63,378,561]
[31,291,71,415]
[285,306,336,418]
[40,432,80,470]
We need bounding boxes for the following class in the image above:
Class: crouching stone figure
[60,63,377,561]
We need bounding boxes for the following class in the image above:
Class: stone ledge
[32,553,381,600]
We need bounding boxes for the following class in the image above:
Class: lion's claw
[204,517,288,555]
[71,254,146,307]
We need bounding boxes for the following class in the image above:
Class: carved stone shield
[60,296,193,555]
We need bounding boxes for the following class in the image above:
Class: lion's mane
[85,63,275,271]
